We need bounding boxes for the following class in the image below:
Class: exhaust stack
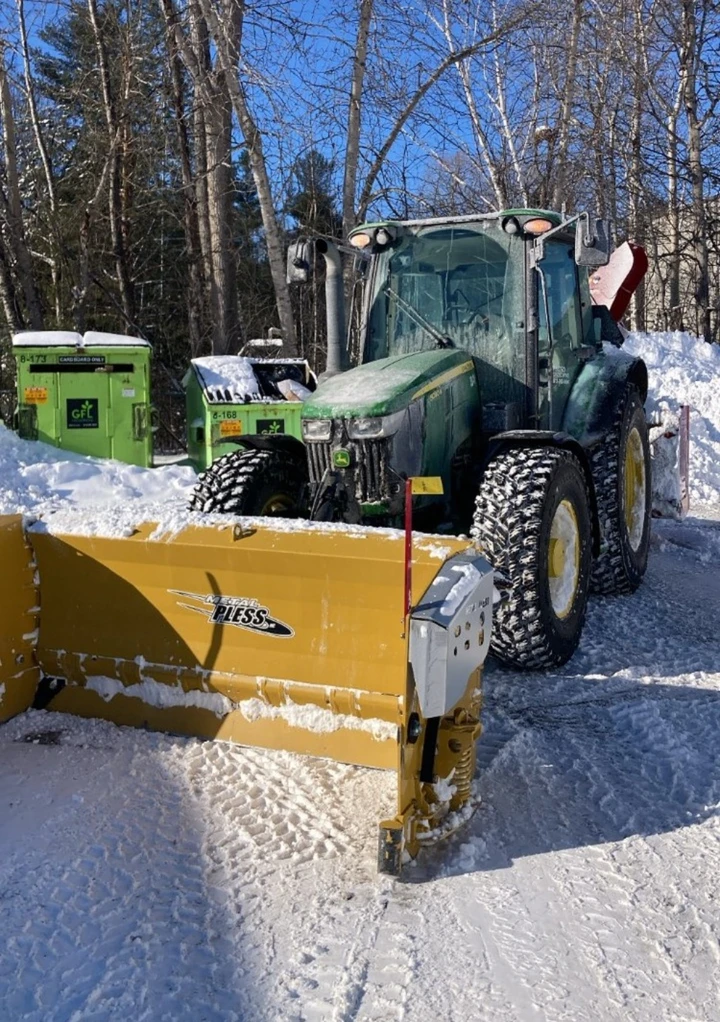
[315,238,347,379]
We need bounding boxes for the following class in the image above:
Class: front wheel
[590,387,651,594]
[472,446,592,669]
[188,447,308,517]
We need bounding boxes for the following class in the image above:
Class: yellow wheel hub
[623,427,647,551]
[548,499,580,620]
[260,493,295,516]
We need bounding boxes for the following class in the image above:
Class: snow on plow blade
[22,520,493,873]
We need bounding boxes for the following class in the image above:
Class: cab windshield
[365,222,526,390]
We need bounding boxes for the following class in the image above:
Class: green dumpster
[12,330,153,467]
[185,355,315,472]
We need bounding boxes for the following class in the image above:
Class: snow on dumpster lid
[12,330,151,348]
[191,356,261,404]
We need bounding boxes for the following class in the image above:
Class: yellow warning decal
[220,419,242,436]
[410,476,444,495]
[24,387,48,404]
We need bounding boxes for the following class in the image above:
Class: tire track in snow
[0,717,251,1022]
[269,876,423,1022]
[440,622,720,1022]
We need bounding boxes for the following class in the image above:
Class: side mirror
[575,215,611,267]
[286,240,313,283]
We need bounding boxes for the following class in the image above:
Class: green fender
[562,347,648,446]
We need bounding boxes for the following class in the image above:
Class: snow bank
[624,331,720,505]
[0,423,197,518]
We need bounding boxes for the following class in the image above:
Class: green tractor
[189,211,651,669]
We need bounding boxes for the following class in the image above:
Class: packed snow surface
[1,332,720,1020]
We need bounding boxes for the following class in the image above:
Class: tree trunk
[159,0,207,356]
[172,1,241,355]
[0,42,43,329]
[551,0,583,210]
[74,157,113,333]
[666,90,682,332]
[628,0,646,332]
[198,0,297,354]
[16,0,60,325]
[87,0,135,327]
[681,0,710,342]
[343,0,373,237]
[442,0,508,209]
[204,91,239,355]
[0,236,23,332]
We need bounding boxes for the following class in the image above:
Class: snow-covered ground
[1,333,719,1021]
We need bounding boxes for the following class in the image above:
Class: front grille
[307,440,332,483]
[354,439,389,502]
[306,437,390,503]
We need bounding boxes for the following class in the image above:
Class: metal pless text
[169,589,294,637]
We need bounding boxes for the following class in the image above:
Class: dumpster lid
[12,330,151,349]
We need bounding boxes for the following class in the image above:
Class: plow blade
[24,520,493,872]
[0,515,40,724]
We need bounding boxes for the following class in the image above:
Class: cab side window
[538,242,582,352]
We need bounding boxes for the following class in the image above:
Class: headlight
[302,418,332,441]
[347,410,405,439]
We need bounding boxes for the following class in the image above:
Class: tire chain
[589,387,642,595]
[472,446,586,669]
[189,448,300,514]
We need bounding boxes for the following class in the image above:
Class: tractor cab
[298,210,616,523]
[348,211,610,433]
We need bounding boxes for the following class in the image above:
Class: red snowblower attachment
[589,241,649,322]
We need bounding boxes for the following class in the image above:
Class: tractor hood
[302,349,474,419]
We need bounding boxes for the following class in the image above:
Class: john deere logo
[66,398,99,429]
[170,589,294,638]
[333,448,351,468]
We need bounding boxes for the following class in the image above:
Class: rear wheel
[188,447,308,517]
[472,446,592,669]
[590,388,651,594]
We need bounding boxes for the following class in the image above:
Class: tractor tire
[590,387,651,595]
[472,446,592,669]
[188,447,308,517]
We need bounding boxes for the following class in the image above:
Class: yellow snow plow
[0,516,40,722]
[1,513,492,873]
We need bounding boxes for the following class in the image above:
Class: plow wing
[4,517,493,873]
[0,516,40,724]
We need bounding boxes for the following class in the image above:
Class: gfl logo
[72,400,95,420]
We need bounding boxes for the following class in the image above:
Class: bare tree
[193,0,297,353]
[679,0,711,341]
[16,0,60,324]
[87,0,136,327]
[0,38,43,329]
[159,0,207,356]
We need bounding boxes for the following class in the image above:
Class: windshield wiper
[384,286,453,349]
